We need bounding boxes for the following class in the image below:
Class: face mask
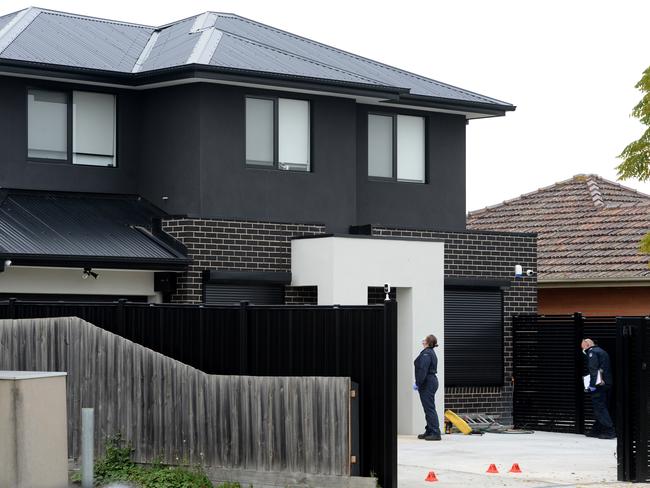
[582,349,587,355]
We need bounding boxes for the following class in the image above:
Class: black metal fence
[0,299,397,488]
[512,313,617,433]
[617,317,650,483]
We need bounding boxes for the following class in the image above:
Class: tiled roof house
[468,174,650,315]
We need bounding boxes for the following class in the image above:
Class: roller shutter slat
[444,287,503,386]
[204,284,285,305]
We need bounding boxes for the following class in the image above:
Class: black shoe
[424,434,441,441]
[598,431,616,439]
[417,432,430,439]
[585,430,599,438]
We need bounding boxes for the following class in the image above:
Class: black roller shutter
[444,287,503,386]
[204,283,285,305]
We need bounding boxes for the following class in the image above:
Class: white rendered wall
[0,266,155,297]
[291,236,445,435]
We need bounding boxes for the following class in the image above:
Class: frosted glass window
[73,91,116,166]
[27,89,68,160]
[278,98,310,171]
[396,115,425,182]
[368,114,393,178]
[246,98,274,166]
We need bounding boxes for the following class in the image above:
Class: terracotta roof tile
[467,174,650,282]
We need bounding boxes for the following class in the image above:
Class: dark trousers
[418,375,440,435]
[590,385,614,434]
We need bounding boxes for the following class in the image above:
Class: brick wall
[285,286,318,305]
[162,218,325,303]
[372,226,537,424]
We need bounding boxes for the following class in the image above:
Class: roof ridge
[585,176,605,207]
[589,173,650,200]
[468,176,583,217]
[214,29,395,87]
[215,13,510,106]
[31,6,153,29]
[468,173,650,217]
[0,7,40,55]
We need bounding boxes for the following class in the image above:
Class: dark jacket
[414,347,437,389]
[586,345,613,388]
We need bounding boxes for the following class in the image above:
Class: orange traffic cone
[509,463,522,473]
[486,463,499,473]
[425,471,438,482]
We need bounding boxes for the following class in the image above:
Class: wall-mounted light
[82,267,99,280]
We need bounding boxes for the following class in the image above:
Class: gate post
[616,319,631,481]
[383,299,397,488]
[239,301,249,373]
[573,312,585,434]
[638,318,649,480]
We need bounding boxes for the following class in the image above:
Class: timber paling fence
[0,316,352,475]
[0,300,397,488]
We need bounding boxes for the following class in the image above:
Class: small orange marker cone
[425,471,438,482]
[486,463,499,473]
[509,463,522,473]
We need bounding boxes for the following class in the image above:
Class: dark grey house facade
[0,7,536,428]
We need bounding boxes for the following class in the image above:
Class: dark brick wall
[285,286,318,305]
[372,226,537,424]
[162,218,325,303]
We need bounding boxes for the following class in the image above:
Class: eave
[0,59,513,118]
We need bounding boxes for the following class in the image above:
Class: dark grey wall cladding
[137,84,202,216]
[197,84,357,233]
[0,77,469,233]
[0,76,139,194]
[356,105,467,231]
[372,226,537,423]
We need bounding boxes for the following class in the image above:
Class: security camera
[526,269,536,277]
[384,283,391,301]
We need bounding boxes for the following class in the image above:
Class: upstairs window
[368,113,425,183]
[27,88,116,167]
[246,96,310,172]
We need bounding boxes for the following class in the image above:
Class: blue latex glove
[413,382,419,391]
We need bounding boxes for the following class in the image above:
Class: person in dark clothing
[414,334,441,441]
[581,338,615,439]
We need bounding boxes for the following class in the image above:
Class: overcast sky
[3,0,649,211]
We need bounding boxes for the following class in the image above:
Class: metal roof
[0,7,514,113]
[0,191,189,269]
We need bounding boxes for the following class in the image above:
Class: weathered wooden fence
[0,317,352,475]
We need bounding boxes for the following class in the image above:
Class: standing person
[414,334,441,441]
[581,338,615,439]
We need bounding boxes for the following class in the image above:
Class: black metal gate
[512,313,617,433]
[616,317,650,482]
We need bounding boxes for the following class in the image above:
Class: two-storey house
[0,7,536,433]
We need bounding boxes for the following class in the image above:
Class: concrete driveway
[398,431,645,487]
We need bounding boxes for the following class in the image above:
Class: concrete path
[398,431,648,487]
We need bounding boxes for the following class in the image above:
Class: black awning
[0,190,190,271]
